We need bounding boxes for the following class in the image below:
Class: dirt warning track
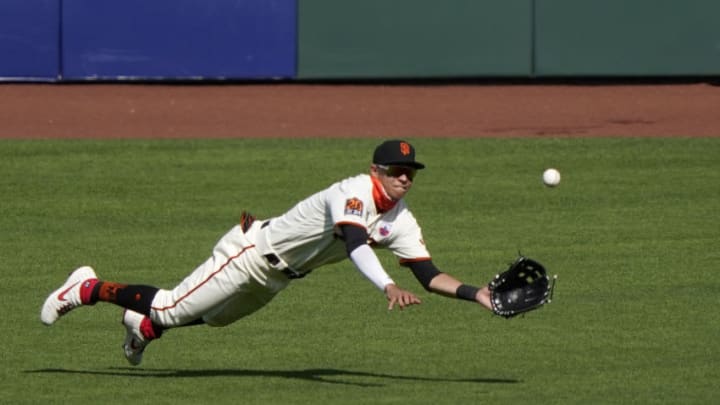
[1,82,718,138]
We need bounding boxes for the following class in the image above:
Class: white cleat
[122,309,151,366]
[40,266,97,326]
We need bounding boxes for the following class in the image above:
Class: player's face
[372,164,415,200]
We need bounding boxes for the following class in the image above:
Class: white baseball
[542,168,561,187]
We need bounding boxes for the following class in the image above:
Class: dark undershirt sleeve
[406,260,442,291]
[339,223,370,256]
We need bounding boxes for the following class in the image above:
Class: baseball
[542,168,561,187]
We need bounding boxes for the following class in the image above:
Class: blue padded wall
[0,0,60,80]
[62,0,296,80]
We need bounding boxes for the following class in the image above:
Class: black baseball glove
[488,256,556,319]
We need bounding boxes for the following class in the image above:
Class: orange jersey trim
[399,257,432,266]
[335,221,367,231]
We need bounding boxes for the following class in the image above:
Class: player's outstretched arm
[428,273,492,311]
[407,260,492,311]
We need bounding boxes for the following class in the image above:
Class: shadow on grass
[26,367,520,387]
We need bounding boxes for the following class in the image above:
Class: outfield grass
[1,138,718,404]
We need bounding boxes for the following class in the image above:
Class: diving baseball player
[41,140,494,366]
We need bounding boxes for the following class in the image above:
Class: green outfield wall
[298,0,720,79]
[535,0,720,76]
[298,0,533,79]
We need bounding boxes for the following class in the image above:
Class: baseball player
[41,140,493,366]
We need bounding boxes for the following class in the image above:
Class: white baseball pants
[148,221,290,327]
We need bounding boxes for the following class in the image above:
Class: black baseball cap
[372,140,425,169]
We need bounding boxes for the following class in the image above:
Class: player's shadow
[26,367,520,387]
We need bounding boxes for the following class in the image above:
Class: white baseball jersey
[262,174,431,273]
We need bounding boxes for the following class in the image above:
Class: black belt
[261,220,309,279]
[263,253,307,279]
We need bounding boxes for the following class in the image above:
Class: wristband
[456,284,479,302]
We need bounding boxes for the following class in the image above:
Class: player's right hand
[384,284,421,310]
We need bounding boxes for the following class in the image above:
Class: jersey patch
[344,197,364,217]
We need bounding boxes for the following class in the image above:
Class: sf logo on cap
[400,142,411,156]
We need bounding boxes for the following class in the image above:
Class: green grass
[1,138,718,404]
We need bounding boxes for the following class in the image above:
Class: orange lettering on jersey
[344,198,364,217]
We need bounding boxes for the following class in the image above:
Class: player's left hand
[384,284,421,310]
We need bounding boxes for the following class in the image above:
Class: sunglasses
[376,164,417,181]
